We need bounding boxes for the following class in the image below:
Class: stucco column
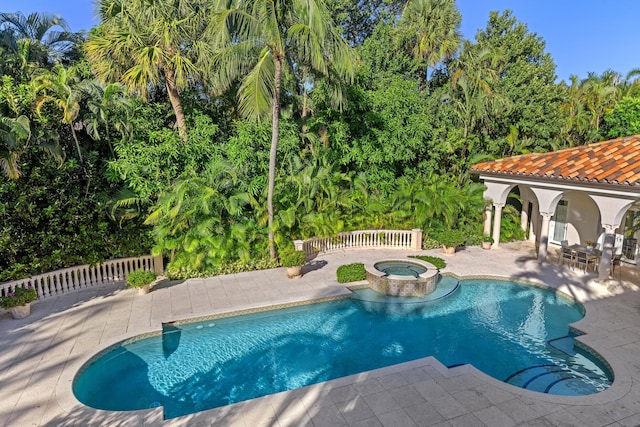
[598,225,617,280]
[538,212,553,262]
[492,203,504,249]
[529,200,538,242]
[411,229,423,250]
[521,200,529,234]
[588,195,635,281]
[153,254,164,275]
[483,205,492,237]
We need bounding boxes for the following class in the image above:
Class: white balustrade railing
[0,254,163,301]
[297,229,423,259]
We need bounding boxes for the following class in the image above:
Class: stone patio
[2,242,640,427]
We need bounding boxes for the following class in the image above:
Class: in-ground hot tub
[364,258,439,296]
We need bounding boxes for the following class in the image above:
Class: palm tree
[210,0,357,259]
[78,79,133,155]
[86,0,212,140]
[145,160,253,267]
[33,64,85,162]
[446,44,506,142]
[0,114,62,179]
[442,43,508,181]
[0,115,31,179]
[0,12,79,70]
[621,68,640,98]
[397,0,461,90]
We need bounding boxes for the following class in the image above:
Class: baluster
[69,269,76,290]
[113,261,120,280]
[87,266,94,286]
[52,274,60,295]
[58,272,65,292]
[104,262,111,282]
[62,271,70,292]
[76,267,84,287]
[107,262,115,281]
[96,263,103,285]
[65,271,72,292]
[35,277,45,298]
[70,269,78,289]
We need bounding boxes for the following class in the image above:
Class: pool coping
[54,273,633,424]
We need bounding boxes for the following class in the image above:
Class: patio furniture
[575,250,597,272]
[611,254,622,278]
[559,246,574,268]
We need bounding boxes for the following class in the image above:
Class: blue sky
[2,0,639,83]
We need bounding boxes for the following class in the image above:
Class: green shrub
[422,235,442,250]
[280,250,307,267]
[409,255,446,269]
[432,229,465,248]
[336,263,366,283]
[126,270,157,288]
[0,285,38,308]
[165,258,279,280]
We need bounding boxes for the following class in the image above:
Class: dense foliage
[409,255,446,269]
[1,3,638,281]
[125,270,157,288]
[0,284,38,308]
[336,263,366,283]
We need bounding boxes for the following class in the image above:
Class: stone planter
[442,246,456,256]
[287,266,302,279]
[138,285,151,295]
[9,304,31,319]
[481,241,492,250]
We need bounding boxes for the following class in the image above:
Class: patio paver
[1,241,640,426]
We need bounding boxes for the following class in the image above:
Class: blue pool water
[374,260,428,277]
[73,277,612,419]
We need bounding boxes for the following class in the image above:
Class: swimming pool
[73,277,612,419]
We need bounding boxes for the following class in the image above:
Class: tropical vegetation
[336,263,366,283]
[125,270,157,289]
[1,2,639,281]
[0,285,37,308]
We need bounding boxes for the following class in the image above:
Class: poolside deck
[2,241,640,427]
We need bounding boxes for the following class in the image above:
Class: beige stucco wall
[552,192,601,245]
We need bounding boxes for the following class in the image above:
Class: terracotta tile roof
[470,135,640,187]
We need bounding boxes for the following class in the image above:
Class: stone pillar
[411,229,423,250]
[521,200,529,234]
[529,201,538,242]
[537,212,553,262]
[293,239,304,251]
[598,225,617,280]
[491,203,504,249]
[483,205,492,237]
[153,254,164,275]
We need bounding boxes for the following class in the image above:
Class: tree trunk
[70,123,83,163]
[164,68,187,141]
[268,55,283,260]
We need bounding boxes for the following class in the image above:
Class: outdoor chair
[611,254,622,278]
[575,250,597,272]
[559,246,574,268]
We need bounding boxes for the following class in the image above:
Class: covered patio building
[471,135,640,280]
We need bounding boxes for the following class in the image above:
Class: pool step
[548,335,578,356]
[504,363,610,395]
[350,279,460,316]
